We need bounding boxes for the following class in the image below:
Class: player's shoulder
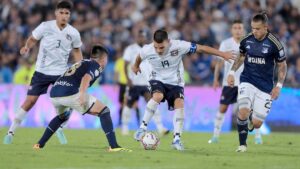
[126,43,141,51]
[220,37,234,46]
[66,24,80,34]
[267,32,283,50]
[170,39,189,46]
[240,33,253,43]
[141,43,154,52]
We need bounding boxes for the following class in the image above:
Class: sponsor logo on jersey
[54,80,73,87]
[246,40,254,43]
[170,49,178,56]
[248,56,266,64]
[263,43,270,47]
[262,47,269,54]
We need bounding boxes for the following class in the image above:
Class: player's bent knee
[238,97,251,110]
[152,92,164,102]
[174,98,184,109]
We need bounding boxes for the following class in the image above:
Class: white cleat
[236,145,247,152]
[133,128,146,141]
[171,139,184,151]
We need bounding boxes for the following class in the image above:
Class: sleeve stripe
[268,34,283,50]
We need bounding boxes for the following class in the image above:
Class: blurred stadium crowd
[0,0,300,87]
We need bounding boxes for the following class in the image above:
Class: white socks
[152,109,166,133]
[213,111,225,138]
[121,106,131,134]
[8,108,27,135]
[255,128,262,138]
[173,108,184,140]
[140,99,159,130]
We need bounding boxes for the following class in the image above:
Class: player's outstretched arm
[20,35,38,55]
[271,61,287,100]
[196,44,235,61]
[78,74,92,106]
[227,53,245,87]
[72,48,83,62]
[132,54,142,75]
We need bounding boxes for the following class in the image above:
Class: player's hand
[222,51,236,62]
[271,87,281,100]
[131,65,141,75]
[20,46,29,55]
[227,74,235,87]
[79,93,86,106]
[213,79,220,91]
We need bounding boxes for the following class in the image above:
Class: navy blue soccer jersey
[50,59,103,97]
[239,32,286,93]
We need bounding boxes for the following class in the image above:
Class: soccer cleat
[3,132,14,144]
[134,128,146,141]
[33,144,42,149]
[208,136,219,144]
[255,137,263,144]
[171,139,184,151]
[56,128,67,144]
[236,145,247,152]
[108,147,132,152]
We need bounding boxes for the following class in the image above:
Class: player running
[33,44,131,152]
[133,29,235,151]
[121,29,169,136]
[228,12,287,152]
[208,19,263,144]
[3,0,82,145]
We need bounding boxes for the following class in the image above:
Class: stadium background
[0,0,300,132]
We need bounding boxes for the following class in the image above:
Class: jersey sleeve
[32,22,45,40]
[139,46,147,61]
[86,61,100,79]
[219,41,226,52]
[179,40,196,54]
[239,38,246,54]
[72,30,82,48]
[123,46,132,62]
[275,47,286,62]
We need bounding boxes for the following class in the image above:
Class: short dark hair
[153,29,168,43]
[252,11,268,24]
[232,19,243,25]
[91,44,109,58]
[56,0,73,11]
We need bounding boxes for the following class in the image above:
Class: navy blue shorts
[149,80,184,111]
[27,71,60,96]
[127,85,149,107]
[220,86,238,105]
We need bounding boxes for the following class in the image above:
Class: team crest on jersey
[246,45,250,49]
[170,49,178,56]
[262,47,269,54]
[66,34,72,41]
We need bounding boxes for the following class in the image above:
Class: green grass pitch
[0,128,299,169]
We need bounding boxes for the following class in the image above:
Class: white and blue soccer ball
[140,132,160,150]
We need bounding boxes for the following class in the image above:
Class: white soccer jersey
[219,37,243,86]
[140,39,194,87]
[123,43,150,86]
[32,20,82,76]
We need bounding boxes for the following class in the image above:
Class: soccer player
[121,29,169,136]
[33,44,131,152]
[227,12,287,152]
[208,20,263,144]
[3,0,82,144]
[132,29,234,151]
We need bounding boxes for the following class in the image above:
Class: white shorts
[51,93,97,115]
[237,82,272,121]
